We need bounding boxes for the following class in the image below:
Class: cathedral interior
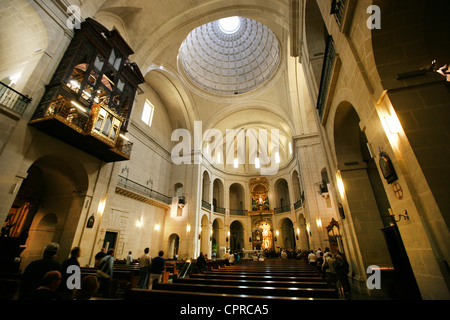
[0,0,449,302]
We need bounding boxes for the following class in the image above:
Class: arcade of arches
[0,0,449,301]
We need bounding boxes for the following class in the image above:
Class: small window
[141,100,154,126]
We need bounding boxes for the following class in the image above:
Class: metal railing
[330,0,347,28]
[294,199,303,210]
[274,205,291,214]
[0,82,32,115]
[202,200,211,211]
[229,209,248,216]
[214,206,226,214]
[117,175,172,205]
[316,36,336,119]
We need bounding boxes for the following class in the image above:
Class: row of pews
[125,259,340,301]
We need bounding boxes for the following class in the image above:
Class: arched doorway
[229,183,245,212]
[279,218,296,250]
[3,155,88,270]
[200,214,210,256]
[229,220,245,253]
[274,178,290,209]
[292,170,302,203]
[334,102,421,299]
[202,171,210,203]
[212,179,224,211]
[212,218,224,257]
[168,234,180,259]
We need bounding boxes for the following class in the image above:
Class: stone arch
[303,0,329,88]
[278,217,296,251]
[212,178,225,209]
[168,233,180,259]
[9,155,88,269]
[212,217,224,257]
[200,214,210,256]
[274,178,290,209]
[334,101,421,298]
[229,220,245,253]
[372,0,450,228]
[229,183,245,211]
[202,171,211,203]
[291,170,302,203]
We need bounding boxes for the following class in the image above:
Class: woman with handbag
[97,249,114,298]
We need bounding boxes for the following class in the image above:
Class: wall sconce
[136,219,142,228]
[388,209,409,223]
[226,231,230,242]
[154,224,160,231]
[336,172,345,198]
[97,199,106,216]
[316,218,322,229]
[186,224,191,233]
[384,114,402,135]
[275,230,279,242]
[296,228,300,240]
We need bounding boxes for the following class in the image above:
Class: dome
[178,16,281,96]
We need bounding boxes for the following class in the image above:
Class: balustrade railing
[274,205,291,214]
[316,36,336,119]
[229,209,248,216]
[214,206,226,214]
[202,200,211,211]
[330,0,347,28]
[117,175,172,205]
[0,82,32,115]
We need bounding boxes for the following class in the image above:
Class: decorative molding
[115,186,171,210]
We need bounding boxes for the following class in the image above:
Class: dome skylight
[218,16,241,34]
[179,17,281,96]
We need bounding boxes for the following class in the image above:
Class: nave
[125,259,340,301]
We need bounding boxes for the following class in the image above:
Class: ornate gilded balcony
[29,95,133,162]
[28,18,143,163]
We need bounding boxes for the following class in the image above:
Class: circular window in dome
[178,17,281,96]
[218,16,241,34]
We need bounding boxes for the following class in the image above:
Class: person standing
[18,242,61,300]
[59,246,81,300]
[196,252,207,273]
[149,251,165,289]
[126,251,133,265]
[308,250,317,268]
[322,252,337,289]
[97,249,114,298]
[94,248,106,267]
[335,251,351,297]
[138,248,152,289]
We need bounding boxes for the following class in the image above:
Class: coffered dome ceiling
[178,16,281,96]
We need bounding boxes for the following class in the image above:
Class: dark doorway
[103,231,118,252]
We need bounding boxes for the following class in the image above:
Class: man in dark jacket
[18,242,61,300]
[196,252,207,273]
[149,251,165,289]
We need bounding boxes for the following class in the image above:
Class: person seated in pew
[27,271,62,301]
[75,275,100,300]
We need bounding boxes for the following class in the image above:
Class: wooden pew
[125,288,337,301]
[152,282,338,299]
[173,277,330,289]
